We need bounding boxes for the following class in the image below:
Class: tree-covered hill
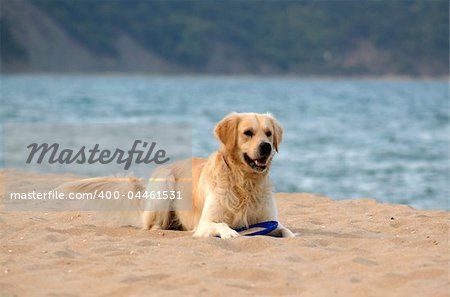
[1,0,448,76]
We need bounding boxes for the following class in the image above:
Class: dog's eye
[244,130,253,137]
[266,131,272,137]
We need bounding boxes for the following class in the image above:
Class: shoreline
[1,169,447,212]
[1,72,448,82]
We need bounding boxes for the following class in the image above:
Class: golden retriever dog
[58,112,294,238]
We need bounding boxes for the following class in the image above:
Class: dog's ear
[214,113,240,151]
[268,114,283,152]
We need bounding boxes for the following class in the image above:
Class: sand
[0,170,448,297]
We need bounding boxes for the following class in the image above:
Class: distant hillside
[1,0,448,76]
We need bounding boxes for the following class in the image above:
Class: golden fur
[57,112,294,238]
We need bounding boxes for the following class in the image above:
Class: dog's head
[214,112,283,173]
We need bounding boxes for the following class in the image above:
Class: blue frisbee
[234,220,278,236]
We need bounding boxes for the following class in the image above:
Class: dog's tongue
[255,158,267,166]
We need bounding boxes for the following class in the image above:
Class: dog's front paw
[281,228,295,238]
[217,223,240,239]
[193,222,239,238]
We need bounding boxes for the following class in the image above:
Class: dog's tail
[55,176,147,227]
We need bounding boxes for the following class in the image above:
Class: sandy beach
[0,170,448,297]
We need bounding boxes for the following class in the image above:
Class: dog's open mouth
[244,153,268,171]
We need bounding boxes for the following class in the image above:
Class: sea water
[1,75,448,210]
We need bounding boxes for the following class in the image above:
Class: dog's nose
[259,142,272,156]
